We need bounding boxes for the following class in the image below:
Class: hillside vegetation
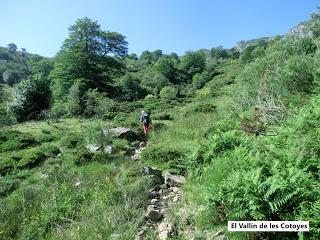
[0,8,320,240]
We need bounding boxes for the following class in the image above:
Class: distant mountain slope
[0,45,45,86]
[234,20,312,52]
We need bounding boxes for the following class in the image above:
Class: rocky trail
[85,127,224,239]
[131,141,186,240]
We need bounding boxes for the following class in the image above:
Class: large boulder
[144,166,164,184]
[104,127,139,142]
[146,206,163,222]
[164,172,186,187]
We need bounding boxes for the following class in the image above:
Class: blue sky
[0,0,318,57]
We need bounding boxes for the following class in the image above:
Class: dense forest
[0,7,320,240]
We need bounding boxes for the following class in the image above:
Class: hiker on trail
[140,110,151,136]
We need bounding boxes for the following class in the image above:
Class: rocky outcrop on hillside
[234,37,271,52]
[286,21,312,38]
[234,20,313,52]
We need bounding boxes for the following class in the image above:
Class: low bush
[0,130,38,152]
[152,122,167,131]
[152,112,173,120]
[61,132,83,149]
[183,102,217,117]
[159,86,178,100]
[193,103,216,113]
[0,144,60,175]
[73,147,94,165]
[0,176,20,198]
[141,145,187,174]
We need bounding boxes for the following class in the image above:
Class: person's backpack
[142,113,150,124]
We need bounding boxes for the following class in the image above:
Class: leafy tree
[9,60,53,121]
[7,43,17,53]
[192,71,211,89]
[139,50,153,65]
[296,37,317,55]
[169,52,179,62]
[65,82,82,116]
[240,40,268,63]
[84,89,115,118]
[119,73,146,100]
[127,53,138,60]
[50,17,128,101]
[0,48,9,60]
[155,56,176,83]
[159,86,177,100]
[151,49,163,62]
[2,69,21,86]
[211,46,228,59]
[178,51,206,82]
[142,70,169,95]
[21,48,27,57]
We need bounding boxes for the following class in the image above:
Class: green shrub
[0,144,60,175]
[152,122,167,131]
[0,176,20,197]
[73,147,93,165]
[0,106,16,126]
[16,149,46,169]
[49,100,68,118]
[192,71,211,89]
[83,89,116,118]
[84,120,113,155]
[193,103,216,113]
[193,129,247,166]
[0,157,15,175]
[0,130,38,152]
[141,145,186,174]
[159,86,178,100]
[61,132,83,149]
[152,112,173,120]
[113,112,130,123]
[113,139,130,154]
[65,82,82,116]
[9,75,51,122]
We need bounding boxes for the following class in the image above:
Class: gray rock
[151,199,159,204]
[104,127,139,141]
[86,144,100,153]
[137,230,144,236]
[139,141,147,148]
[41,173,49,178]
[173,195,181,202]
[212,230,224,239]
[158,221,173,240]
[86,144,114,154]
[170,187,180,193]
[144,166,164,184]
[74,181,81,187]
[159,184,168,189]
[164,172,186,187]
[146,209,163,222]
[148,190,159,199]
[104,145,114,154]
